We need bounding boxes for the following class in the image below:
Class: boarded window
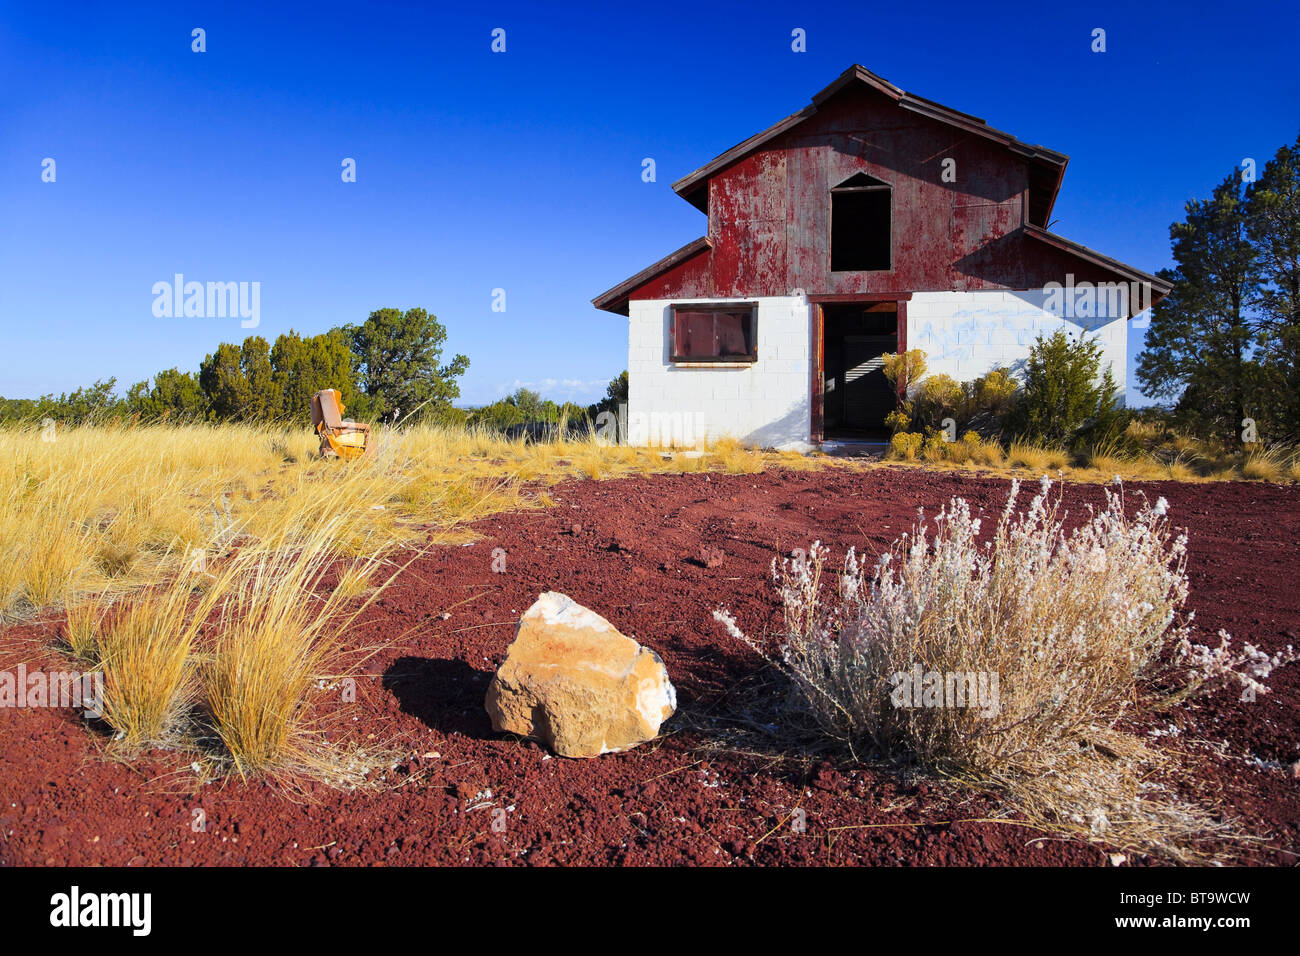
[670,305,757,363]
[831,174,891,272]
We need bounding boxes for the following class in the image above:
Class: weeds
[887,423,1299,484]
[0,421,797,620]
[715,479,1294,861]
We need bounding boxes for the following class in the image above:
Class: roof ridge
[670,65,1068,221]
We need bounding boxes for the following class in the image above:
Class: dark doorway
[822,302,898,440]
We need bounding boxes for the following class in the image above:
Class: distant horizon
[4,0,1298,408]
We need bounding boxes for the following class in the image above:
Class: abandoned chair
[310,388,373,460]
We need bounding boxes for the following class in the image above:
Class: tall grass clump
[201,519,391,780]
[62,597,108,663]
[715,478,1295,860]
[1241,444,1289,482]
[98,583,205,749]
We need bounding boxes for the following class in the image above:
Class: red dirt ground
[2,466,1298,866]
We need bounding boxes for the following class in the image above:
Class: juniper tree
[1244,133,1300,438]
[1015,329,1119,446]
[1137,174,1263,440]
[346,308,469,423]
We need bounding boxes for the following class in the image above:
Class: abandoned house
[592,65,1170,450]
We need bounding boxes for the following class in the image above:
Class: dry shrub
[889,432,922,461]
[716,478,1295,861]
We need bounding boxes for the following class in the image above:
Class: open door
[820,302,898,441]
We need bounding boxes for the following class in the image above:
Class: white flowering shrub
[715,477,1295,783]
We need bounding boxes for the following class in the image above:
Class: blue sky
[2,0,1297,407]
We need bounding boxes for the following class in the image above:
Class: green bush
[1012,329,1121,447]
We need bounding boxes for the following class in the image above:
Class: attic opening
[830,173,891,272]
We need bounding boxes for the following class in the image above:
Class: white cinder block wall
[626,296,813,451]
[625,289,1127,450]
[907,290,1127,397]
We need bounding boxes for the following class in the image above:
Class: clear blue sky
[2,0,1297,407]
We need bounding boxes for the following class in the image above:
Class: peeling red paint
[593,69,1166,314]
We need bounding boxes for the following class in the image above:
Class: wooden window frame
[669,302,759,365]
[810,297,909,444]
[829,182,893,273]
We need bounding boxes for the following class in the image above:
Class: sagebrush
[716,478,1296,860]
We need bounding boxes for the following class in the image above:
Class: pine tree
[1137,174,1264,440]
[346,308,469,422]
[1245,133,1300,439]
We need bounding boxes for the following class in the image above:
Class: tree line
[1,308,471,427]
[0,305,630,433]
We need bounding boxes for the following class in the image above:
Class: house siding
[627,295,813,451]
[626,289,1128,450]
[907,290,1128,397]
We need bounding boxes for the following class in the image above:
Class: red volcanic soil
[2,467,1298,866]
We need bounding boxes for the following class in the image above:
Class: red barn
[593,65,1169,449]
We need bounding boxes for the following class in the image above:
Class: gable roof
[671,64,1068,227]
[592,66,1168,316]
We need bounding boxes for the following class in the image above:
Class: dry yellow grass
[1241,446,1289,482]
[0,421,814,621]
[1006,441,1071,472]
[333,563,376,600]
[62,596,107,663]
[2,419,827,782]
[884,425,1299,486]
[98,579,205,750]
[201,519,393,779]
